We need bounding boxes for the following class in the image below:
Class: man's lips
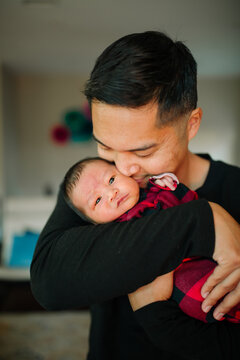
[117,194,129,206]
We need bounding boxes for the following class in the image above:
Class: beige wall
[2,67,20,197]
[9,73,98,196]
[0,67,3,244]
[2,72,240,197]
[0,67,3,198]
[190,77,240,166]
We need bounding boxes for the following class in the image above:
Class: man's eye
[135,153,152,158]
[109,176,115,184]
[98,145,109,152]
[95,197,101,205]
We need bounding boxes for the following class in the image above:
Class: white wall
[2,71,240,197]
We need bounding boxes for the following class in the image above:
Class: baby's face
[71,160,140,223]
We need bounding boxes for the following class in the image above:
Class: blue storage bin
[8,231,39,267]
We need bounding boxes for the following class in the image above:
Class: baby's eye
[109,176,115,184]
[95,197,102,205]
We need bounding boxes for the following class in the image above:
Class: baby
[63,156,240,323]
[63,156,179,224]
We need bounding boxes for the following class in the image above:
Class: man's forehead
[91,101,168,151]
[92,102,159,129]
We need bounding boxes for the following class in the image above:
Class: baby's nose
[108,188,118,201]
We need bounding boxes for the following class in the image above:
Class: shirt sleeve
[134,300,240,360]
[30,185,215,310]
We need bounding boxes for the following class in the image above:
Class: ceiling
[0,0,239,76]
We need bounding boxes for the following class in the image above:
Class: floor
[0,281,91,360]
[0,311,91,360]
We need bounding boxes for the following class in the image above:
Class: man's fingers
[201,263,233,299]
[213,282,240,320]
[201,269,240,316]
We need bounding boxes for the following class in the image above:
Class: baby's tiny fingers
[164,179,176,191]
[155,179,166,187]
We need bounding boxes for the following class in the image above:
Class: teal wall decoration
[50,102,92,145]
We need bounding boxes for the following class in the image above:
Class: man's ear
[187,107,202,141]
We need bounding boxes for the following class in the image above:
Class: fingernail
[215,313,224,321]
[201,292,209,299]
[202,305,211,313]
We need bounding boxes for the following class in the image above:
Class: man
[31,31,240,359]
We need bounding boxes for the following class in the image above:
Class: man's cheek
[145,159,161,174]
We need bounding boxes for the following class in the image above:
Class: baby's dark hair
[63,156,113,203]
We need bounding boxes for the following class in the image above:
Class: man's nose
[114,152,140,176]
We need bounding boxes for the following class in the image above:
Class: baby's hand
[155,176,176,191]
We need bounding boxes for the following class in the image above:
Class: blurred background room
[0,0,239,359]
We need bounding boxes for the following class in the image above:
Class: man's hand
[128,271,174,311]
[201,202,240,320]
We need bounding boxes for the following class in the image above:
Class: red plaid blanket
[117,179,240,323]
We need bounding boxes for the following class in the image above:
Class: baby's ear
[188,107,202,141]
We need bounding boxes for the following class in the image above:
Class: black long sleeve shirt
[30,155,240,359]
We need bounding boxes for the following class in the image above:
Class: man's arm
[30,184,214,310]
[135,301,239,360]
[129,271,240,360]
[202,202,240,320]
[128,202,240,320]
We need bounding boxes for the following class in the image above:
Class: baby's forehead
[80,160,116,187]
[77,160,114,201]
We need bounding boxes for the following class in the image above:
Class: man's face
[92,102,190,188]
[71,160,140,223]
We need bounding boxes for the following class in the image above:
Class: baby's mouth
[117,194,128,207]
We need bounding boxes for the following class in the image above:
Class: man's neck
[177,152,210,191]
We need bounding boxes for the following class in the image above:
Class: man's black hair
[84,31,197,125]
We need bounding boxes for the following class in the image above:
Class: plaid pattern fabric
[173,258,240,323]
[117,180,198,222]
[117,180,240,323]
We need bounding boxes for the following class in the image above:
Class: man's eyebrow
[93,134,157,152]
